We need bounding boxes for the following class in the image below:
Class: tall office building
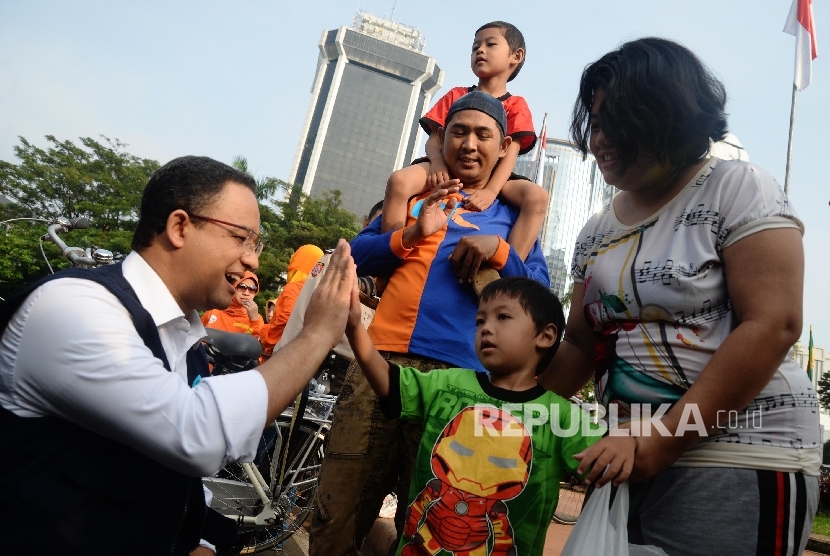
[514,138,610,299]
[289,11,444,218]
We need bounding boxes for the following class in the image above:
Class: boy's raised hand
[304,239,356,351]
[463,188,497,212]
[573,435,637,488]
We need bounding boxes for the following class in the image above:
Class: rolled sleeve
[390,228,415,259]
[488,237,511,271]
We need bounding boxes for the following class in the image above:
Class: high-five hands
[303,239,356,352]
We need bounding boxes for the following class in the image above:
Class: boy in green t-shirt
[345,276,635,556]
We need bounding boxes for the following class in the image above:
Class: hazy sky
[1,0,827,344]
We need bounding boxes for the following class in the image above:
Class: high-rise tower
[289,11,444,218]
[514,138,610,300]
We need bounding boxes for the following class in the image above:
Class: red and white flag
[784,0,818,91]
[533,117,547,187]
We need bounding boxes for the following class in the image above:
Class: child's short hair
[479,277,565,371]
[475,21,526,82]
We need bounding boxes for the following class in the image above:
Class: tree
[0,141,362,305]
[0,135,158,295]
[817,370,830,410]
[230,156,362,306]
[561,281,574,311]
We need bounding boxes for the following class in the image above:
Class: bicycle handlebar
[45,219,97,266]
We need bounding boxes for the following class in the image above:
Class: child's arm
[573,434,637,488]
[424,133,451,190]
[463,140,521,212]
[344,284,390,398]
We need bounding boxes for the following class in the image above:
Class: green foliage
[0,136,157,296]
[255,183,361,305]
[0,139,361,306]
[818,370,830,409]
[575,379,596,404]
[560,282,574,308]
[230,155,362,305]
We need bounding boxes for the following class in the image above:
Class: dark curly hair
[570,37,728,175]
[131,156,256,251]
[475,21,526,82]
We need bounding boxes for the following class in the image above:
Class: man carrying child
[308,91,550,554]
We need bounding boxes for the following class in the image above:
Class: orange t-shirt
[259,280,304,358]
[201,299,263,338]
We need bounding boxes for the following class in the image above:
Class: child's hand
[426,170,451,190]
[463,188,497,212]
[573,435,637,488]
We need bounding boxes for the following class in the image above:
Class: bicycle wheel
[551,471,587,525]
[205,418,326,553]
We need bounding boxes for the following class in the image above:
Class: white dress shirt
[0,251,268,477]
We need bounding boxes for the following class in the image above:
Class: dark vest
[0,264,231,555]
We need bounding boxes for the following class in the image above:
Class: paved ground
[266,520,826,555]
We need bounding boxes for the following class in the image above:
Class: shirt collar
[121,252,204,337]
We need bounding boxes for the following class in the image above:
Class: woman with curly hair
[541,37,819,554]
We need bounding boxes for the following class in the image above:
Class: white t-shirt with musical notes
[571,158,819,467]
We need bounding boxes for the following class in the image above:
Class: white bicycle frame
[203,392,336,528]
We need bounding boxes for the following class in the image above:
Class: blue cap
[445,91,507,136]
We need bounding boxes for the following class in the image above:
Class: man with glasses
[0,156,356,554]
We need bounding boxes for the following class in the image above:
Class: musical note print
[674,299,732,326]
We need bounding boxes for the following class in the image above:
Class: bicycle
[1,215,119,271]
[551,470,588,525]
[202,327,337,554]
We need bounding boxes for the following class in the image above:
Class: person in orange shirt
[260,244,324,359]
[201,271,263,338]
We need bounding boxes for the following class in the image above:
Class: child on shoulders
[382,21,549,263]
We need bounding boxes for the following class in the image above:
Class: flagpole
[784,83,798,196]
[534,113,548,184]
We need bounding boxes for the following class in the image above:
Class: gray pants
[627,467,819,556]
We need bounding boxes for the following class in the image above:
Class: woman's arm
[538,282,596,397]
[631,227,804,480]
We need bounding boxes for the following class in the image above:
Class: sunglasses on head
[236,283,258,293]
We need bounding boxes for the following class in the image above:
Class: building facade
[289,12,443,218]
[793,341,830,443]
[514,138,611,299]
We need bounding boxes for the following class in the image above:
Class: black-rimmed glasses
[188,213,264,255]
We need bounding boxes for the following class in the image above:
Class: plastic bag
[560,482,629,555]
[560,483,670,556]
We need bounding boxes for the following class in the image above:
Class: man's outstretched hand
[402,179,462,249]
[303,239,356,351]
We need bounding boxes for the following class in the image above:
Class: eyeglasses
[188,213,264,255]
[235,283,258,293]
